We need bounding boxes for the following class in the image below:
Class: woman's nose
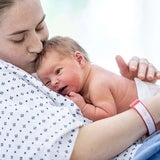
[27,34,43,54]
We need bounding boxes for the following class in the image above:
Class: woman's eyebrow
[9,29,28,36]
[8,14,46,36]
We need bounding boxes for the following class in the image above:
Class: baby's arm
[66,92,86,111]
[66,91,117,121]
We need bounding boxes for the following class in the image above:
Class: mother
[0,0,160,160]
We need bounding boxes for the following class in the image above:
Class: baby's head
[35,36,90,70]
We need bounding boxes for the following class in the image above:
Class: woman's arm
[70,93,160,160]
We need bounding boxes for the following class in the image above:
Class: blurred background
[40,0,160,74]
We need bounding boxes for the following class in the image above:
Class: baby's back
[104,70,138,113]
[89,65,138,113]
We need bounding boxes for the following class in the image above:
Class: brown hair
[35,36,90,70]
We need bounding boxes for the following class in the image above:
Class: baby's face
[37,50,84,96]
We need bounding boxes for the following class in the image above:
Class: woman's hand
[115,55,160,82]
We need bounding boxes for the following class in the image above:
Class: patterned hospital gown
[0,59,91,160]
[0,59,142,160]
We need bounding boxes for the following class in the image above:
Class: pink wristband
[130,99,156,135]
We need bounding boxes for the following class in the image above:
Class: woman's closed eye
[35,15,46,32]
[11,35,25,43]
[13,38,25,43]
[36,22,45,32]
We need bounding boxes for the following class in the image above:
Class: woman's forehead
[0,0,44,33]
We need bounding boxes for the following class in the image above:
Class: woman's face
[0,0,49,73]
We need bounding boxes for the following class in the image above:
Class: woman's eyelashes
[11,35,25,43]
[36,20,46,32]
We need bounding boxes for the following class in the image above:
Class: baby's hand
[66,92,86,110]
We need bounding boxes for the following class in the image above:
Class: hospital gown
[1,59,160,160]
[0,59,91,160]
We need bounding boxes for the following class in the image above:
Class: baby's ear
[74,51,86,65]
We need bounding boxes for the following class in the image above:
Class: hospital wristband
[130,99,156,135]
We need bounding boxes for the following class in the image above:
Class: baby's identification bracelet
[130,99,156,135]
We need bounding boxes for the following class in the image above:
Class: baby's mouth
[58,86,68,95]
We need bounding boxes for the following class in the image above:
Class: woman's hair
[0,0,14,18]
[35,36,90,69]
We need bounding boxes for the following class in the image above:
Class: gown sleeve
[0,59,91,160]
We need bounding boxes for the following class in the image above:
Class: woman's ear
[74,51,86,65]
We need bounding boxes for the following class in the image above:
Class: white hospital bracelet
[130,99,156,135]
